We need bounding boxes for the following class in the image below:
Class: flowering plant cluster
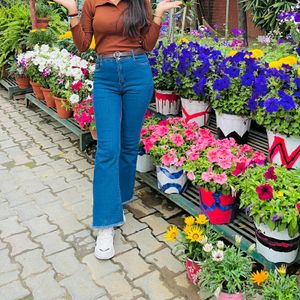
[207,50,263,116]
[251,265,300,300]
[238,164,300,237]
[198,236,254,296]
[164,214,220,261]
[140,117,215,167]
[73,96,95,129]
[183,141,266,194]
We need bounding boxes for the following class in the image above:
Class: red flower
[296,202,300,215]
[256,184,273,200]
[232,162,247,177]
[264,166,277,180]
[72,81,83,92]
[81,68,89,78]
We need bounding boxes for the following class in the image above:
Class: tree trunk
[237,0,248,46]
[29,0,37,29]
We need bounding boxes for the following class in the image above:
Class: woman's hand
[155,0,182,17]
[52,0,78,14]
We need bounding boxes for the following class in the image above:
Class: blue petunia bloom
[151,67,158,77]
[279,94,296,110]
[162,61,171,73]
[264,97,280,113]
[148,57,157,66]
[294,78,300,89]
[296,44,300,56]
[294,91,300,97]
[212,76,230,91]
[175,77,181,87]
[248,98,257,111]
[241,72,255,86]
[225,66,240,78]
[192,78,207,96]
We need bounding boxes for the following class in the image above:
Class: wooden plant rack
[137,104,300,270]
[25,93,93,151]
[0,77,32,99]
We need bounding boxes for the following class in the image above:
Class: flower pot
[15,75,30,89]
[40,87,55,108]
[156,165,187,194]
[181,98,211,127]
[36,17,50,29]
[53,96,72,119]
[185,258,201,285]
[136,150,155,173]
[198,187,236,224]
[255,222,300,264]
[154,90,180,116]
[216,112,251,144]
[267,131,300,169]
[30,81,44,100]
[90,127,97,140]
[217,292,244,300]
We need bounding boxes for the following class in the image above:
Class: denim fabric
[92,53,154,228]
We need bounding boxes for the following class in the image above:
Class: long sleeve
[141,0,162,52]
[71,0,94,52]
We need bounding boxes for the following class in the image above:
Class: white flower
[217,241,224,250]
[235,235,242,247]
[212,250,224,262]
[200,235,208,245]
[247,244,256,253]
[85,80,93,91]
[69,94,80,104]
[203,243,213,253]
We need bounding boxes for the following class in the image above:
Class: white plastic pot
[154,90,180,116]
[136,152,155,173]
[156,165,187,194]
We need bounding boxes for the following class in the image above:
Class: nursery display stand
[0,77,32,99]
[139,103,300,270]
[25,93,93,151]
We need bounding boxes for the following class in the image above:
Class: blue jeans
[92,53,154,228]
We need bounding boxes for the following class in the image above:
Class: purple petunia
[192,78,207,96]
[213,76,230,91]
[279,94,296,110]
[294,78,300,89]
[272,214,283,222]
[241,73,255,86]
[264,97,280,113]
[225,66,240,78]
[248,98,257,111]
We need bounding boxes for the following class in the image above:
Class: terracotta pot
[30,81,44,100]
[217,292,244,300]
[185,258,201,285]
[53,96,72,119]
[40,87,55,107]
[15,75,30,89]
[36,17,50,29]
[90,127,97,140]
[154,90,181,116]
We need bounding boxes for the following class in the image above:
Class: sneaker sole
[94,247,115,260]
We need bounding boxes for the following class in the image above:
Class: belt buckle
[113,51,121,59]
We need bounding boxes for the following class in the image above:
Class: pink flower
[184,128,197,140]
[140,128,148,137]
[202,172,213,182]
[186,148,199,161]
[161,150,178,166]
[175,157,186,167]
[240,144,253,153]
[187,171,195,181]
[143,139,154,152]
[251,151,266,165]
[207,149,219,163]
[72,80,83,92]
[232,162,247,177]
[213,173,228,185]
[170,133,184,146]
[155,126,169,137]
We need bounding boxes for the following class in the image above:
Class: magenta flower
[170,133,184,146]
[264,166,277,181]
[256,184,273,200]
[232,162,247,177]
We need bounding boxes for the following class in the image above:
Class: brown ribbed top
[71,0,161,54]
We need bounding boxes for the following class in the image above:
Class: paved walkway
[0,87,203,300]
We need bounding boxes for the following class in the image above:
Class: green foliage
[238,164,300,237]
[198,244,254,295]
[36,1,53,18]
[26,29,57,48]
[243,0,297,33]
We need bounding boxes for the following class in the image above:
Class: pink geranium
[161,149,178,166]
[213,173,228,185]
[187,171,195,181]
[170,133,184,146]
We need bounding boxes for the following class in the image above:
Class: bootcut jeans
[92,52,154,228]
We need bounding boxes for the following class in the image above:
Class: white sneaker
[94,227,115,260]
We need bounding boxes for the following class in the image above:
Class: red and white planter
[181,98,211,127]
[198,187,236,224]
[154,90,180,116]
[255,222,300,264]
[216,112,251,144]
[185,258,201,285]
[267,131,300,169]
[136,150,155,173]
[156,165,187,194]
[217,292,244,300]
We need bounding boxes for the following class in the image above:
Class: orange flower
[251,270,268,286]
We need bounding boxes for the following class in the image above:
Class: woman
[53,0,181,259]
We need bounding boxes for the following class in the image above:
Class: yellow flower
[59,31,73,40]
[298,67,300,77]
[195,214,208,225]
[268,61,282,70]
[186,226,204,242]
[183,225,192,234]
[89,36,96,50]
[164,225,178,242]
[177,37,189,44]
[251,270,269,286]
[48,1,55,4]
[276,265,287,276]
[274,190,284,198]
[30,29,37,33]
[184,216,195,226]
[41,29,46,32]
[250,49,264,59]
[228,50,238,57]
[279,56,298,66]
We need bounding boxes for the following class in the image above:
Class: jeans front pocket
[133,54,150,66]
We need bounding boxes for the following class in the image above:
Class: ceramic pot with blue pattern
[156,165,187,194]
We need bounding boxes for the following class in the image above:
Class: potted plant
[251,266,300,300]
[26,59,44,100]
[207,50,263,144]
[175,41,223,127]
[250,63,300,169]
[73,96,94,131]
[238,164,300,263]
[164,213,220,284]
[8,59,30,89]
[149,42,181,115]
[35,1,53,29]
[25,29,57,49]
[137,110,159,173]
[198,236,254,300]
[183,141,266,224]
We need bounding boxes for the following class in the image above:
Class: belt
[97,48,145,59]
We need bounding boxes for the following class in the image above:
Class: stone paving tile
[0,270,20,287]
[0,216,27,238]
[0,280,31,300]
[13,201,43,222]
[22,215,58,238]
[140,212,171,236]
[0,248,20,273]
[126,198,156,219]
[121,212,148,236]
